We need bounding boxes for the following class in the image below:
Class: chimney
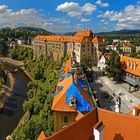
[132,106,138,116]
[94,121,104,140]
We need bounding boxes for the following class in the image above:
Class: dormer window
[69,97,76,108]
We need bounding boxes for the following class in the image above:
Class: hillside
[16,27,53,35]
[96,29,140,35]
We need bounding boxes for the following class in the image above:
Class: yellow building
[92,36,106,61]
[33,29,99,65]
[51,59,93,132]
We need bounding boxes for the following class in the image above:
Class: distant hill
[64,32,76,36]
[96,29,140,35]
[16,27,53,35]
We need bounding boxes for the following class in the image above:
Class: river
[0,70,28,140]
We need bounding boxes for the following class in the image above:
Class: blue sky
[0,0,139,33]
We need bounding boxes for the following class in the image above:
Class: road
[0,70,28,140]
[91,78,131,113]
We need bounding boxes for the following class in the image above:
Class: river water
[0,71,28,140]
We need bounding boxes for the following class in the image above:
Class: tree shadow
[0,107,14,117]
[113,133,124,140]
[5,102,17,109]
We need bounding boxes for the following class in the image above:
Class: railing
[85,78,98,107]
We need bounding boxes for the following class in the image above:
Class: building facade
[120,55,140,91]
[33,29,102,65]
[92,36,106,61]
[51,59,94,132]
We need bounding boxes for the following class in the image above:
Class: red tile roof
[120,55,140,76]
[38,108,97,140]
[33,35,86,43]
[51,75,76,112]
[75,29,94,38]
[98,108,140,140]
[38,108,140,140]
[75,112,85,121]
[92,36,104,43]
[33,29,95,43]
[127,104,140,116]
[37,131,47,140]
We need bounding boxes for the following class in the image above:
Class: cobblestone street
[92,67,140,114]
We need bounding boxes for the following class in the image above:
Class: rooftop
[52,58,93,112]
[92,36,104,43]
[120,55,140,77]
[33,29,94,43]
[38,107,140,140]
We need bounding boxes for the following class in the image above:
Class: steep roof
[120,55,140,76]
[52,75,93,112]
[98,108,140,140]
[92,36,104,43]
[37,131,47,140]
[51,75,76,112]
[127,104,140,116]
[38,108,140,140]
[75,112,85,121]
[38,108,97,140]
[75,29,94,38]
[33,35,85,43]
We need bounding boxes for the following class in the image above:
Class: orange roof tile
[120,55,140,76]
[38,104,140,140]
[75,29,94,38]
[92,36,104,43]
[75,112,85,121]
[76,84,94,107]
[127,104,140,116]
[33,35,86,43]
[45,108,97,140]
[51,75,76,112]
[98,108,140,140]
[37,131,47,140]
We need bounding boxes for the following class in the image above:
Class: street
[91,78,131,113]
[91,68,136,114]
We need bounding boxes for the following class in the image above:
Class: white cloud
[56,2,96,17]
[81,18,91,22]
[68,11,82,17]
[0,4,8,13]
[56,2,81,12]
[0,4,73,33]
[98,4,140,30]
[100,19,105,22]
[95,0,109,7]
[82,3,96,14]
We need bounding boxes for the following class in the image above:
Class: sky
[0,0,139,33]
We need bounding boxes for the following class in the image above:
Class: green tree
[105,51,122,81]
[130,45,137,57]
[117,43,123,54]
[32,65,44,80]
[12,55,61,139]
[81,55,93,71]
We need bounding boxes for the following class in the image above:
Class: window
[64,116,68,123]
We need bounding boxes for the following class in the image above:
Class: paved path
[0,71,28,140]
[92,67,140,113]
[91,77,131,114]
[100,76,140,109]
